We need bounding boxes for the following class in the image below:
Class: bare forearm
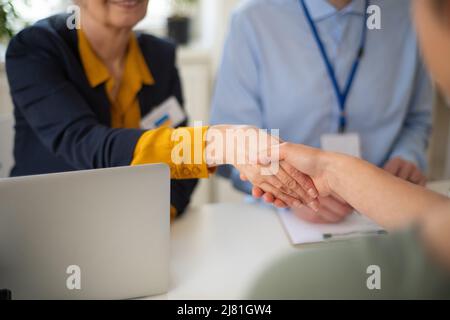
[325,153,449,230]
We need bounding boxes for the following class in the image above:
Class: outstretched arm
[261,143,450,230]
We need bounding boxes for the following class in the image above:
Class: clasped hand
[206,126,320,211]
[206,126,355,223]
[207,126,428,224]
[250,144,427,224]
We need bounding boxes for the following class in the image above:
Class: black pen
[323,230,387,240]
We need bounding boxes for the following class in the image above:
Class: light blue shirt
[210,0,433,193]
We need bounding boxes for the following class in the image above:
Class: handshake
[205,125,426,223]
[203,125,426,224]
[204,125,351,224]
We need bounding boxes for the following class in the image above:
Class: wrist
[321,151,347,196]
[205,125,240,167]
[206,125,261,167]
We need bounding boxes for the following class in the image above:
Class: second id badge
[320,133,362,158]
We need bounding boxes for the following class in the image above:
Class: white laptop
[0,164,170,300]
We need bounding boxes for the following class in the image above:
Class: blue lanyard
[300,0,369,133]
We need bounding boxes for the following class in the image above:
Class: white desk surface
[428,180,450,196]
[149,203,298,300]
[148,180,450,300]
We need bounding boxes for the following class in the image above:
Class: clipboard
[277,208,386,246]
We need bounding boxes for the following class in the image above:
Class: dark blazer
[6,14,198,214]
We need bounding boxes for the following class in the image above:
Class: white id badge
[140,96,187,130]
[321,133,362,158]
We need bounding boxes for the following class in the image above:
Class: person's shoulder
[135,33,176,58]
[7,14,73,54]
[230,0,292,29]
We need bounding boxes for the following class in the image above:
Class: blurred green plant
[0,0,17,41]
[0,0,28,42]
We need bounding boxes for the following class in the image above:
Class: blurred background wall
[0,0,449,207]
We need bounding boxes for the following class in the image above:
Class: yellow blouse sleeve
[131,126,211,180]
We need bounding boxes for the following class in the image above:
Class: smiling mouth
[108,0,144,9]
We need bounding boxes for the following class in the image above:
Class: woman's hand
[252,143,337,211]
[290,196,353,223]
[384,157,427,186]
[238,161,320,210]
[254,182,353,224]
[265,143,333,194]
[253,143,450,230]
[205,126,320,211]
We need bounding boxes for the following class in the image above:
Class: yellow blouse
[77,29,210,182]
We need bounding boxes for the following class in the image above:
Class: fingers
[243,142,324,211]
[398,161,415,181]
[280,161,318,198]
[256,189,350,223]
[272,165,319,208]
[262,192,275,203]
[409,167,427,186]
[262,174,284,191]
[242,163,320,211]
[293,206,331,224]
[290,196,352,224]
[384,158,402,176]
[294,205,347,224]
[257,190,351,224]
[262,174,301,202]
[272,165,298,193]
[240,166,287,203]
[252,187,264,199]
[264,193,288,208]
[320,197,353,218]
[253,187,288,208]
[258,182,304,209]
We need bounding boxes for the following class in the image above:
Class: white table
[148,202,297,300]
[428,180,450,196]
[148,180,450,300]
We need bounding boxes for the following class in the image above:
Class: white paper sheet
[278,209,384,245]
